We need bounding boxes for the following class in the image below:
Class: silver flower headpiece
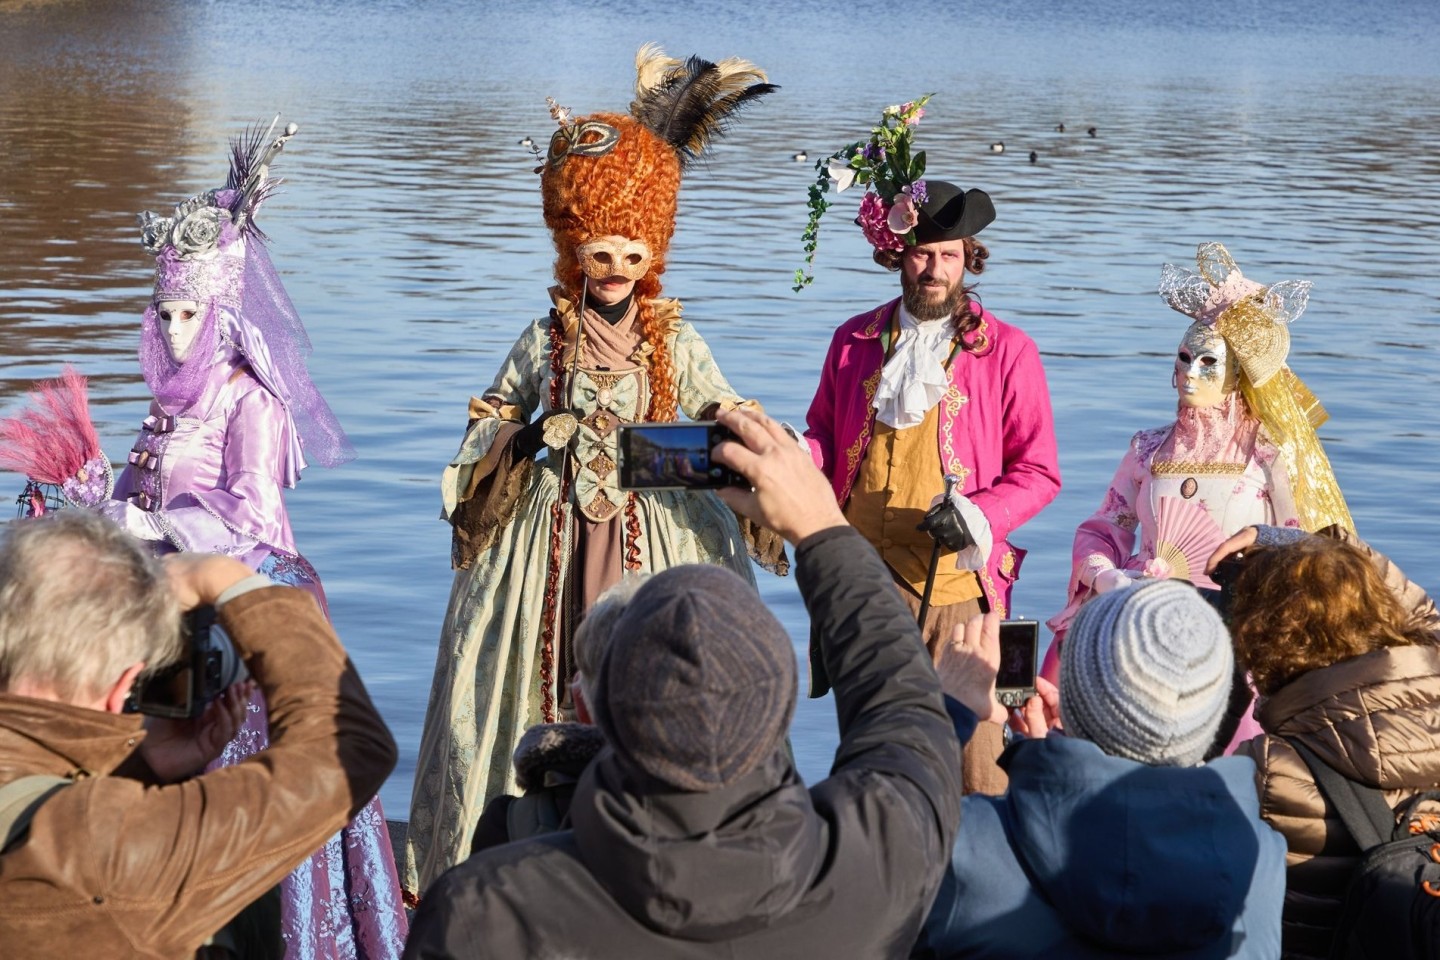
[138,118,300,261]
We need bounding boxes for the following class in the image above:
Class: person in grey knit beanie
[1059,578,1233,767]
[591,563,797,792]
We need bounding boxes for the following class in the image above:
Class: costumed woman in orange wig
[404,45,779,895]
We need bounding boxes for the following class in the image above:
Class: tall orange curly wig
[538,45,775,421]
[542,114,682,418]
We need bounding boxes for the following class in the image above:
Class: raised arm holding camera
[917,578,1286,959]
[0,510,396,957]
[403,406,966,959]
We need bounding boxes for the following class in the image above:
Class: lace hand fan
[1151,496,1225,590]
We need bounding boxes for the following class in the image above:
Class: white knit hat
[1060,579,1233,767]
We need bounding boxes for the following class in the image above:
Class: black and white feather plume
[224,116,300,238]
[628,43,777,167]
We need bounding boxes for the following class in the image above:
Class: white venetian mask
[157,299,203,364]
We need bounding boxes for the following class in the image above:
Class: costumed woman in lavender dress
[2,122,408,958]
[1045,242,1354,749]
[403,46,780,896]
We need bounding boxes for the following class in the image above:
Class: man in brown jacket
[0,510,397,957]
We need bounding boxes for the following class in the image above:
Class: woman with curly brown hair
[1226,528,1440,959]
[403,48,777,897]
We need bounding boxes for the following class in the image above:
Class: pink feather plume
[0,366,102,484]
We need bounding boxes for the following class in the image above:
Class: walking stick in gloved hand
[915,473,976,633]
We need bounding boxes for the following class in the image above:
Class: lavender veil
[138,121,355,486]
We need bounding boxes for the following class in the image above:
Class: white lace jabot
[872,304,953,430]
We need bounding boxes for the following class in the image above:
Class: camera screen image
[620,424,730,489]
[996,620,1039,690]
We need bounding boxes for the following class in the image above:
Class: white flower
[826,156,857,192]
[137,212,173,254]
[883,104,901,117]
[169,207,225,259]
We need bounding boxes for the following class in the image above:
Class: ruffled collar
[872,302,955,429]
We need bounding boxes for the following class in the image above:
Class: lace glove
[514,410,579,459]
[1092,568,1139,593]
[1252,524,1309,548]
[97,499,168,542]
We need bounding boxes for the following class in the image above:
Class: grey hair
[574,574,652,697]
[0,511,182,701]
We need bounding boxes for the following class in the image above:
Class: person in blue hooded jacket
[916,579,1286,959]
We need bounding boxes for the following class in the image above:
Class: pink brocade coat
[805,299,1061,616]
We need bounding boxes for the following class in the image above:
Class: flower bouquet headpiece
[794,96,932,291]
[796,97,995,292]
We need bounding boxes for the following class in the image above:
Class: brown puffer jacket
[1237,642,1440,959]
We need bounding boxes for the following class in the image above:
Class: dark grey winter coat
[403,526,968,959]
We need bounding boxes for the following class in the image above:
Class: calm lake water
[2,0,1438,813]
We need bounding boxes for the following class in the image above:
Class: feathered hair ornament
[627,43,776,167]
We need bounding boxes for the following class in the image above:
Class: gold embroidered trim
[586,490,615,518]
[840,368,883,503]
[1150,460,1247,477]
[587,452,616,482]
[968,316,990,354]
[862,305,886,338]
[942,385,968,417]
[940,386,971,484]
[978,564,1006,619]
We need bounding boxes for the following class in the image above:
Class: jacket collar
[1257,643,1440,781]
[849,298,997,358]
[0,693,145,782]
[570,748,824,941]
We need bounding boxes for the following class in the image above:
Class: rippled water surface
[2,0,1437,811]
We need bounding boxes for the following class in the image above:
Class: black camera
[1199,551,1247,623]
[127,605,249,719]
[616,422,746,490]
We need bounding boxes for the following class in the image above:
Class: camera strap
[0,774,70,853]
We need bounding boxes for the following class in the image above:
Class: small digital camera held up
[995,619,1040,709]
[127,605,250,719]
[616,422,746,491]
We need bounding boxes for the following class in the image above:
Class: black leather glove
[917,498,975,553]
[514,409,576,459]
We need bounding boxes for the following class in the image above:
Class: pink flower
[1141,557,1173,580]
[887,193,919,234]
[901,103,925,126]
[857,193,906,252]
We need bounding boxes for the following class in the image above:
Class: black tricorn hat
[912,180,995,245]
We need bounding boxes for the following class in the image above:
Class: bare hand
[1205,525,1258,574]
[138,680,254,782]
[162,553,255,611]
[712,407,846,544]
[1007,676,1062,739]
[933,612,1007,725]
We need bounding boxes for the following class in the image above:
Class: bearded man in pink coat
[805,179,1061,791]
